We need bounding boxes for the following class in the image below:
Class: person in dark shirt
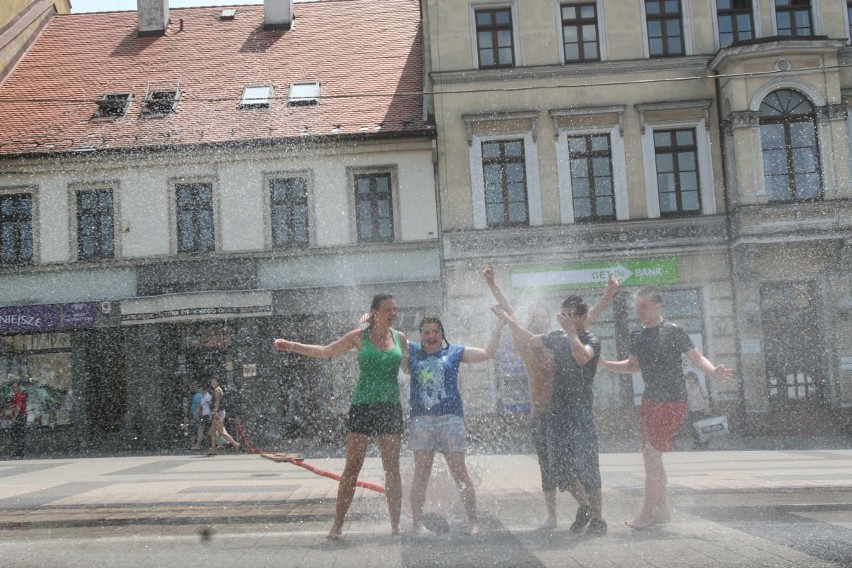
[494,295,607,536]
[599,287,733,530]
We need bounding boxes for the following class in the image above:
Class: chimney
[137,0,169,36]
[264,0,294,30]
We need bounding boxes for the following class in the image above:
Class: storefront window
[1,332,73,429]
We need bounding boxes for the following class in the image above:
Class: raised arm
[274,328,362,359]
[587,273,620,325]
[462,319,506,364]
[491,304,544,350]
[685,348,734,381]
[482,263,516,318]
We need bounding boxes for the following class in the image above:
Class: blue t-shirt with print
[408,342,466,417]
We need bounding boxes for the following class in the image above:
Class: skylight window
[95,93,132,118]
[240,86,273,109]
[220,9,236,20]
[142,90,179,115]
[288,82,320,106]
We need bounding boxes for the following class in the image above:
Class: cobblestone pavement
[0,449,850,567]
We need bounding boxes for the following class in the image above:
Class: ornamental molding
[549,105,626,137]
[432,57,710,86]
[634,99,712,133]
[462,110,539,146]
[815,103,848,122]
[728,110,761,129]
[442,217,728,261]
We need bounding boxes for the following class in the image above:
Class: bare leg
[410,450,435,535]
[377,434,403,536]
[541,490,557,529]
[444,452,479,535]
[328,433,369,540]
[626,443,668,529]
[219,426,240,450]
[208,421,218,454]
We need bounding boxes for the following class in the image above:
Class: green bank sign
[511,259,679,291]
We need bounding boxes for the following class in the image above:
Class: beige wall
[0,1,69,80]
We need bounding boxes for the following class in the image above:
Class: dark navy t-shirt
[629,322,694,402]
[540,329,600,411]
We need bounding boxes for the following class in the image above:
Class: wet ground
[0,449,850,567]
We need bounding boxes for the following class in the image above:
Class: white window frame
[68,181,122,261]
[769,0,821,36]
[168,177,221,255]
[347,166,401,244]
[469,132,542,230]
[640,119,716,218]
[554,0,607,63]
[710,0,762,51]
[552,116,628,223]
[639,0,693,59]
[0,186,39,265]
[469,1,521,69]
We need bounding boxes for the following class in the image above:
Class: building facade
[421,0,852,439]
[0,0,438,455]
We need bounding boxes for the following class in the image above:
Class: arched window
[759,89,822,202]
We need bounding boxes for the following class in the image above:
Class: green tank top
[351,328,403,405]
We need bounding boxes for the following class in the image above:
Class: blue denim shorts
[410,414,465,453]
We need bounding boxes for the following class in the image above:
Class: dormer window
[142,90,179,115]
[95,93,132,118]
[239,85,273,109]
[288,82,320,106]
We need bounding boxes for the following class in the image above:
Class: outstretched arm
[598,354,641,374]
[685,348,734,381]
[274,328,362,359]
[587,273,620,325]
[482,263,516,318]
[462,320,506,364]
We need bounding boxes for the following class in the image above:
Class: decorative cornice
[634,99,712,133]
[462,110,539,146]
[549,105,626,137]
[728,110,761,129]
[432,56,711,86]
[815,103,848,122]
[442,217,728,261]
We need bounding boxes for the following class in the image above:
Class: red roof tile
[0,0,430,156]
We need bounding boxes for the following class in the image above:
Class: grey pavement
[0,448,850,567]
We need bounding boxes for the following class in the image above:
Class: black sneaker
[569,506,591,534]
[586,518,607,536]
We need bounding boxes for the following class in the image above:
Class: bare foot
[624,515,656,530]
[326,529,343,540]
[467,522,480,536]
[391,525,403,537]
[537,517,557,530]
[653,509,671,525]
[411,521,424,535]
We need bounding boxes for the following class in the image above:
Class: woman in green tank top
[274,293,408,540]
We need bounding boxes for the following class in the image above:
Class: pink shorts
[639,398,687,452]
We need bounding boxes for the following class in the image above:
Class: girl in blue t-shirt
[407,315,504,535]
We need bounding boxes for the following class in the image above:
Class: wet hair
[367,293,396,327]
[560,295,588,316]
[635,286,663,305]
[418,316,450,350]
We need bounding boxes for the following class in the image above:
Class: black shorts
[347,403,404,436]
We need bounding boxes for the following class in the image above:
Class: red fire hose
[236,422,386,494]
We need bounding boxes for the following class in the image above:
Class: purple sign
[63,303,96,329]
[0,303,97,333]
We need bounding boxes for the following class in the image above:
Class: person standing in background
[11,382,27,458]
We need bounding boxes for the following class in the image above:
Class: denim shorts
[410,414,465,453]
[347,403,404,436]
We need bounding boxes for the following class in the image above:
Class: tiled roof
[0,0,430,157]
